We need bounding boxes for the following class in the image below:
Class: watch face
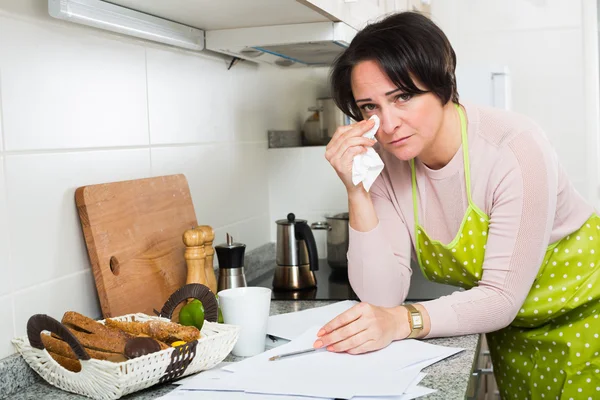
[414,315,423,328]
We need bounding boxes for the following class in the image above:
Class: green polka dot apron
[411,105,600,399]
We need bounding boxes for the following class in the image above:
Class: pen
[268,347,321,361]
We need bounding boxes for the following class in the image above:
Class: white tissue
[352,115,384,192]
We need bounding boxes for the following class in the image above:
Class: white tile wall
[230,64,265,143]
[13,270,100,338]
[0,158,10,297]
[0,16,149,151]
[0,0,327,359]
[236,215,272,253]
[300,147,348,212]
[0,295,15,359]
[5,149,152,291]
[0,69,3,153]
[151,144,233,227]
[147,48,233,145]
[456,0,581,32]
[230,142,270,223]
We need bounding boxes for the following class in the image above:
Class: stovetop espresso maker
[273,213,319,290]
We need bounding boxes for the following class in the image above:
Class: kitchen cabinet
[297,0,387,30]
[408,0,431,14]
[383,0,431,14]
[105,0,385,31]
[467,335,500,400]
[53,0,431,67]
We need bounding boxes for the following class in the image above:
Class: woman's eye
[395,93,412,102]
[359,103,376,112]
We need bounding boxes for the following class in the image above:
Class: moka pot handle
[295,220,319,272]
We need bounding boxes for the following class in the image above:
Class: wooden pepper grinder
[182,227,207,287]
[196,225,218,294]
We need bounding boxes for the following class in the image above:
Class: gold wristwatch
[405,304,424,339]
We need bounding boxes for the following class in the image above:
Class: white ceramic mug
[217,286,272,357]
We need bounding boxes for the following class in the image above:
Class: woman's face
[350,60,445,161]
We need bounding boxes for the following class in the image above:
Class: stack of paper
[161,301,464,400]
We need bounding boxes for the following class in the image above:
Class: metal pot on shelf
[302,98,352,146]
[311,212,349,269]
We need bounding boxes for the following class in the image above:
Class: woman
[316,11,600,399]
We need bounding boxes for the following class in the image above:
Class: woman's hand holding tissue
[324,118,377,193]
[312,302,411,355]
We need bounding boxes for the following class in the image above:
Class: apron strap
[457,104,473,204]
[410,158,419,227]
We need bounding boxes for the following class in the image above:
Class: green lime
[215,294,224,323]
[179,299,205,331]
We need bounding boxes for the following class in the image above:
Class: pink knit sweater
[347,102,594,338]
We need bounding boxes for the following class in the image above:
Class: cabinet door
[297,0,387,29]
[408,0,431,14]
[380,0,431,15]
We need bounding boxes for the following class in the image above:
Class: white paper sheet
[173,362,233,386]
[224,326,463,375]
[163,372,435,400]
[177,326,462,399]
[266,300,357,340]
[169,301,462,399]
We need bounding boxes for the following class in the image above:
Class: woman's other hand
[325,119,377,193]
[312,302,410,355]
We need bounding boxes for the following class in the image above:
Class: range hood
[48,0,358,68]
[205,21,357,67]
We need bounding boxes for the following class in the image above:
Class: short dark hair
[330,11,459,122]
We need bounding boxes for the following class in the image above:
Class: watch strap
[405,304,423,339]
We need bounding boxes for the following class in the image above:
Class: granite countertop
[2,300,480,400]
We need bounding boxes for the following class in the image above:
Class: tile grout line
[145,48,153,174]
[0,66,5,152]
[218,212,271,231]
[0,67,16,340]
[0,140,268,156]
[11,269,91,298]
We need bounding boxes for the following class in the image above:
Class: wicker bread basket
[12,284,240,400]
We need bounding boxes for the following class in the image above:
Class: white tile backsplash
[299,146,347,212]
[0,158,10,297]
[457,0,581,32]
[0,295,14,359]
[146,47,233,145]
[151,144,234,227]
[13,270,101,338]
[0,16,149,151]
[268,148,307,222]
[235,214,271,252]
[0,67,3,153]
[5,149,152,291]
[229,142,270,223]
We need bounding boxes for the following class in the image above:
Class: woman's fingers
[315,304,362,338]
[317,316,367,349]
[327,328,373,353]
[325,119,375,161]
[331,146,367,177]
[313,304,407,356]
[346,337,381,355]
[327,119,374,153]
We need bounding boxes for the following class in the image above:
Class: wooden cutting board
[75,174,197,318]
